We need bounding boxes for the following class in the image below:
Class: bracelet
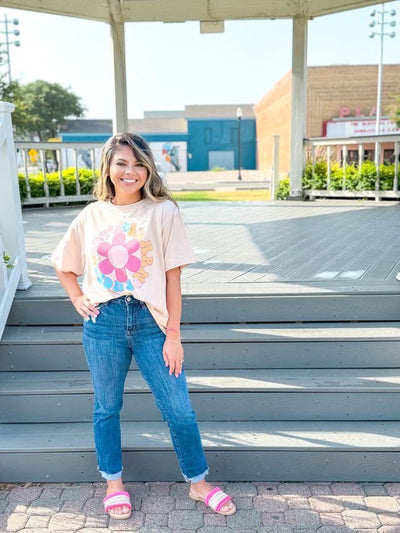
[166,327,180,333]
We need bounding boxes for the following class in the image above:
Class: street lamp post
[0,15,20,84]
[369,3,396,170]
[236,107,242,180]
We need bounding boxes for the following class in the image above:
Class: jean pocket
[83,301,108,325]
[95,301,109,313]
[138,299,147,310]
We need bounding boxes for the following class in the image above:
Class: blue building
[61,105,256,172]
[187,117,256,171]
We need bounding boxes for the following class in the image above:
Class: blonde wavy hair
[94,132,177,206]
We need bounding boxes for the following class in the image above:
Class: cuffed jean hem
[99,468,123,481]
[183,467,209,483]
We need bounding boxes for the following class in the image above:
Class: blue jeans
[82,295,209,482]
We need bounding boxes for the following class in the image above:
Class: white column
[271,134,280,200]
[0,101,31,290]
[289,17,308,200]
[110,21,128,134]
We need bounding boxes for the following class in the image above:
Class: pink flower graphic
[97,233,141,283]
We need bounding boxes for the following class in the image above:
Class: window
[347,150,359,164]
[364,149,374,162]
[204,128,212,144]
[384,149,395,164]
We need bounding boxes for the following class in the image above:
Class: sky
[0,1,399,119]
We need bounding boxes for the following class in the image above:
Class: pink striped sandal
[189,486,236,516]
[103,490,132,520]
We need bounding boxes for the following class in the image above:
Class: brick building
[255,64,400,177]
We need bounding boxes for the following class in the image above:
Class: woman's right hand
[71,294,99,321]
[53,270,98,321]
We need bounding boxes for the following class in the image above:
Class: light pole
[369,4,396,137]
[236,107,242,180]
[0,15,20,84]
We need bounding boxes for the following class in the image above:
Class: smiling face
[108,144,149,205]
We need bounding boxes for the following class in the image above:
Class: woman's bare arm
[163,266,184,377]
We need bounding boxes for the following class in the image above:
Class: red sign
[339,106,377,118]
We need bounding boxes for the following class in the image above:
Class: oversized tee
[50,198,196,331]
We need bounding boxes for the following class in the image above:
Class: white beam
[110,21,128,134]
[0,0,110,21]
[116,0,395,22]
[289,16,308,200]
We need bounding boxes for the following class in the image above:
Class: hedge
[18,167,100,200]
[274,177,290,200]
[273,160,397,200]
[302,160,396,191]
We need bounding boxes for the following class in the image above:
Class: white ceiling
[0,0,392,23]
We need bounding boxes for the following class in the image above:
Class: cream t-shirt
[50,198,196,331]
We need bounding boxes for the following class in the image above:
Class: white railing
[303,133,400,200]
[0,102,31,340]
[16,141,104,206]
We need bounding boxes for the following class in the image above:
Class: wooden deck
[19,200,400,297]
[4,200,400,483]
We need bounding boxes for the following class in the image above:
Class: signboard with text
[326,118,400,138]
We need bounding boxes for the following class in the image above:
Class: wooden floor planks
[20,201,400,296]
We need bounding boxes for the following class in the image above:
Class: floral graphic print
[97,233,141,283]
[93,222,153,293]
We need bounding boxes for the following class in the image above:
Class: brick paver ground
[2,482,400,532]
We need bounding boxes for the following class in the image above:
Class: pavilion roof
[0,0,390,23]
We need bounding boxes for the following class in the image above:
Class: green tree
[0,43,32,138]
[388,95,400,128]
[14,80,85,140]
[0,78,85,140]
[0,79,31,135]
[0,78,85,170]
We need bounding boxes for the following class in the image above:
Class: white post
[327,146,332,190]
[110,21,128,134]
[289,17,308,200]
[271,134,280,200]
[0,102,31,291]
[0,101,32,339]
[342,145,347,190]
[358,143,364,170]
[375,140,381,201]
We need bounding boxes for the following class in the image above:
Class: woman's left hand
[163,338,184,378]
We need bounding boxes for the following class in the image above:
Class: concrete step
[8,292,400,325]
[5,368,400,394]
[2,322,400,371]
[3,290,400,482]
[2,420,400,482]
[2,369,400,423]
